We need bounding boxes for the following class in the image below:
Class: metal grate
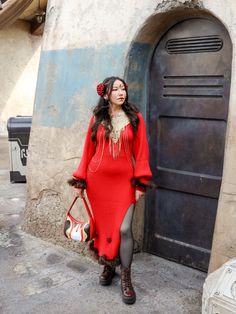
[163,75,224,98]
[166,35,223,54]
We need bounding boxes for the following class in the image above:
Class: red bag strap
[82,196,94,220]
[66,196,94,221]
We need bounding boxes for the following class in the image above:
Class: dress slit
[72,112,152,266]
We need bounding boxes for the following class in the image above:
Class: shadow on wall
[0,19,41,135]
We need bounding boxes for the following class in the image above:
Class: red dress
[72,112,152,265]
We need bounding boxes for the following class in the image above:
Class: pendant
[109,135,122,159]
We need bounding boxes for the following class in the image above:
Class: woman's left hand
[135,189,145,202]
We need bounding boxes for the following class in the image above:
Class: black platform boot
[99,265,116,286]
[120,267,136,304]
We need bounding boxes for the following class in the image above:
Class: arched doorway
[144,17,232,271]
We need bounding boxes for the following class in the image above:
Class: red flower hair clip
[96,83,105,97]
[96,81,128,97]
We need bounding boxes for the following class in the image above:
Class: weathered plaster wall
[202,0,236,273]
[23,0,236,272]
[0,20,41,135]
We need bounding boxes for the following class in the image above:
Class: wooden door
[145,18,232,271]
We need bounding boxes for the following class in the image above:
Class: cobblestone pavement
[0,136,205,314]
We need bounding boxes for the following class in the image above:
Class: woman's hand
[74,187,84,198]
[135,189,145,202]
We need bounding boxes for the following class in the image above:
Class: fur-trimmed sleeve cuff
[67,177,87,189]
[131,177,156,192]
[131,178,148,192]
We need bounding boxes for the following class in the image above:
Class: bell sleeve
[68,116,96,189]
[132,112,152,192]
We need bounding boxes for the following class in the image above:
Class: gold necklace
[110,112,129,144]
[109,112,130,159]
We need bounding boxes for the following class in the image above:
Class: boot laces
[123,269,132,289]
[103,265,113,275]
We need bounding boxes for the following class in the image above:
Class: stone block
[202,259,236,313]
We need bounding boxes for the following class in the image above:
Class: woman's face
[108,79,127,107]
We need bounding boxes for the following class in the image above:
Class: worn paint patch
[34,43,129,128]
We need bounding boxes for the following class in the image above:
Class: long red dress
[72,112,152,265]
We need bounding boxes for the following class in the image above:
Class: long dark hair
[91,76,139,142]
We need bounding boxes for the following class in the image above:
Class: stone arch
[124,6,231,117]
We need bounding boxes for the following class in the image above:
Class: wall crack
[156,0,204,12]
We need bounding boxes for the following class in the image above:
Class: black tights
[119,204,134,268]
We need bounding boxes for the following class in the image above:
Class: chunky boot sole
[99,269,115,286]
[99,277,112,286]
[120,267,136,304]
[122,293,136,305]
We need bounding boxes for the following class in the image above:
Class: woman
[68,76,152,305]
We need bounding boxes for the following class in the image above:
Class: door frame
[124,8,233,270]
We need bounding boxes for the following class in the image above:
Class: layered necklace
[109,111,130,159]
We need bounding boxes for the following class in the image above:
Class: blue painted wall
[34,41,153,129]
[34,42,129,128]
